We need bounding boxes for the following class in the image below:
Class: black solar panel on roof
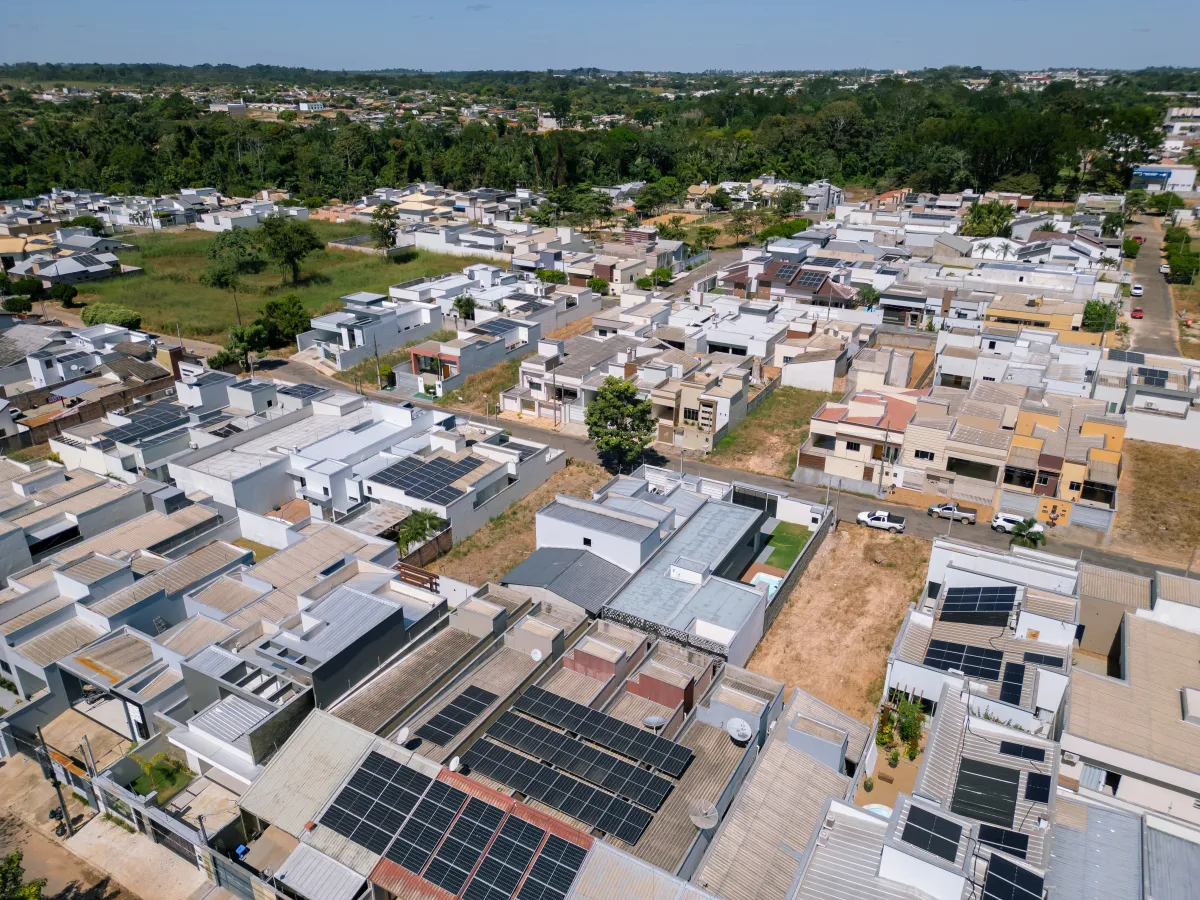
[463,739,652,844]
[951,758,1020,828]
[371,454,483,503]
[774,263,801,281]
[487,710,674,810]
[416,685,498,747]
[385,779,468,874]
[1024,772,1052,804]
[319,751,433,854]
[940,586,1017,626]
[424,797,506,895]
[473,318,522,336]
[278,382,325,399]
[514,685,693,778]
[983,854,1045,900]
[999,741,1046,763]
[900,805,961,863]
[516,834,588,900]
[1022,652,1063,669]
[806,256,841,267]
[797,271,826,288]
[977,825,1030,860]
[462,816,545,900]
[1109,349,1145,365]
[923,641,1004,681]
[999,662,1026,705]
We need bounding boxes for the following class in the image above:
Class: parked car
[1133,235,1146,245]
[1160,263,1171,275]
[927,502,977,524]
[857,510,906,533]
[991,513,1045,535]
[1130,283,1144,297]
[1131,306,1144,319]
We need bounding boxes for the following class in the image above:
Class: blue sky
[4,0,1197,73]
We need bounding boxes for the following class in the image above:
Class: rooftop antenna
[449,756,461,772]
[530,647,543,663]
[725,717,753,746]
[643,714,668,735]
[395,726,410,745]
[687,798,719,830]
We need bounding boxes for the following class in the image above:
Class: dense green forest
[0,66,1192,203]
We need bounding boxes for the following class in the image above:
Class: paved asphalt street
[1127,219,1179,356]
[264,353,1183,582]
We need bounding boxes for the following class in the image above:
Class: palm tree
[1009,518,1046,549]
[395,510,446,554]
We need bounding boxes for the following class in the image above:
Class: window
[844,441,861,452]
[1068,481,1082,492]
[1036,473,1050,486]
[366,485,373,495]
[915,449,935,462]
[982,376,996,382]
[813,434,836,451]
[266,400,273,407]
[528,380,541,392]
[45,359,53,368]
[322,486,329,496]
[298,477,306,488]
[683,408,700,423]
[582,537,592,547]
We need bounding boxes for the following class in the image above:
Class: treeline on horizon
[0,66,1194,204]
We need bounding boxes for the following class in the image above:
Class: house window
[844,441,861,452]
[982,376,996,382]
[366,485,373,495]
[298,477,306,488]
[583,537,592,547]
[1036,473,1050,486]
[1068,481,1082,492]
[683,408,700,424]
[266,400,273,407]
[322,486,329,496]
[915,449,935,462]
[45,359,53,368]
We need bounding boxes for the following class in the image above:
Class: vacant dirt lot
[1112,440,1200,565]
[429,461,612,585]
[547,315,596,341]
[0,813,137,900]
[747,527,928,723]
[707,386,837,478]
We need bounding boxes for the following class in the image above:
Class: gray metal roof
[539,499,658,541]
[271,585,401,661]
[190,695,270,750]
[184,644,243,679]
[1046,798,1142,900]
[1145,825,1200,900]
[502,547,629,615]
[275,842,365,900]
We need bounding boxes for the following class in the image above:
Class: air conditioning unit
[1062,751,1079,764]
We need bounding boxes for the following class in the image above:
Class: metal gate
[149,818,198,867]
[1068,503,1115,532]
[999,490,1039,517]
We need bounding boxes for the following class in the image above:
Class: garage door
[999,491,1039,517]
[1069,504,1114,532]
[149,819,198,867]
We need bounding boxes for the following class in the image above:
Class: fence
[400,527,454,567]
[762,516,832,631]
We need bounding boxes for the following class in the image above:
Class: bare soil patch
[747,527,928,723]
[1111,439,1200,565]
[707,386,837,478]
[429,462,611,585]
[547,315,596,341]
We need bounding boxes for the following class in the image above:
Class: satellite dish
[530,648,543,663]
[449,756,461,772]
[643,714,668,733]
[726,718,753,745]
[395,726,410,745]
[688,799,719,830]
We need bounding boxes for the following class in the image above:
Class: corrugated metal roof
[276,842,365,900]
[224,590,299,628]
[1046,797,1142,900]
[189,576,265,614]
[16,617,103,667]
[0,594,75,636]
[185,644,243,679]
[54,505,219,563]
[1079,565,1151,610]
[245,524,391,600]
[1156,571,1200,609]
[71,631,154,685]
[138,667,183,700]
[88,541,247,617]
[569,841,717,900]
[503,548,629,615]
[190,695,270,748]
[540,499,658,541]
[239,709,376,837]
[58,554,126,585]
[156,616,237,657]
[785,688,871,766]
[1145,826,1200,900]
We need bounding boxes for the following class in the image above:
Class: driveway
[1126,219,1179,355]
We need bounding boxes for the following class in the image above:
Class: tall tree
[369,202,399,250]
[0,850,45,900]
[255,216,323,284]
[584,376,655,472]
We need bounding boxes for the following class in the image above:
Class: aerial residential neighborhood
[0,30,1199,900]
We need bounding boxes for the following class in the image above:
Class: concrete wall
[1123,411,1200,450]
[781,355,838,391]
[235,508,309,549]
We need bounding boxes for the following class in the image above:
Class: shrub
[13,276,44,299]
[50,283,79,307]
[81,303,141,329]
[586,277,609,295]
[888,750,900,768]
[863,777,874,793]
[536,268,567,285]
[907,741,919,761]
[1122,237,1141,259]
[896,695,925,744]
[3,295,32,313]
[635,277,654,290]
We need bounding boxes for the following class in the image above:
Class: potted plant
[888,750,900,768]
[863,777,874,793]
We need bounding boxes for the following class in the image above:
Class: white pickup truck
[857,510,906,533]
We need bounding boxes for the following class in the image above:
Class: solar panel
[514,686,693,778]
[977,825,1030,860]
[1022,653,1063,669]
[774,263,801,282]
[278,382,325,399]
[320,752,433,855]
[951,758,1020,827]
[462,816,545,900]
[1137,366,1169,387]
[463,739,652,844]
[796,270,825,288]
[371,454,483,503]
[940,586,1018,626]
[1109,349,1145,365]
[473,318,522,337]
[516,835,588,900]
[900,805,962,863]
[487,710,674,810]
[999,741,1046,763]
[807,255,840,267]
[1024,773,1052,804]
[999,663,1026,705]
[385,780,468,874]
[983,854,1045,900]
[424,797,506,895]
[417,686,498,747]
[923,641,1004,681]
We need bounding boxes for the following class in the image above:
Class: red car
[1131,307,1144,319]
[1132,235,1146,245]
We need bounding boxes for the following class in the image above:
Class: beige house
[648,356,755,452]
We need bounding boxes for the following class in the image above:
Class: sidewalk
[68,814,208,900]
[495,409,588,438]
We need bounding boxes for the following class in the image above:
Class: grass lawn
[1172,283,1200,359]
[5,442,56,463]
[333,329,456,387]
[131,763,193,803]
[435,353,532,415]
[429,462,611,585]
[707,386,838,478]
[765,522,813,569]
[233,537,277,562]
[74,226,489,341]
[1111,439,1200,565]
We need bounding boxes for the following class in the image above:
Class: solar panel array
[105,405,189,445]
[517,836,588,900]
[900,805,962,863]
[417,685,498,746]
[999,663,1026,705]
[473,318,522,337]
[320,751,433,854]
[796,270,826,288]
[774,263,801,282]
[371,453,483,504]
[806,255,841,268]
[278,382,325,399]
[488,711,674,810]
[977,825,1030,860]
[385,780,467,873]
[951,758,1020,828]
[1024,772,1052,803]
[983,854,1045,900]
[923,641,1004,680]
[514,686,693,778]
[463,739,652,844]
[1137,366,1169,387]
[1108,349,1145,365]
[940,586,1018,626]
[463,816,545,900]
[424,798,506,895]
[1022,652,1063,669]
[999,741,1046,763]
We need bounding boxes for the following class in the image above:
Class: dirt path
[747,527,928,723]
[0,813,139,900]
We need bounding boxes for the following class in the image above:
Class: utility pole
[37,727,73,837]
[373,334,382,390]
